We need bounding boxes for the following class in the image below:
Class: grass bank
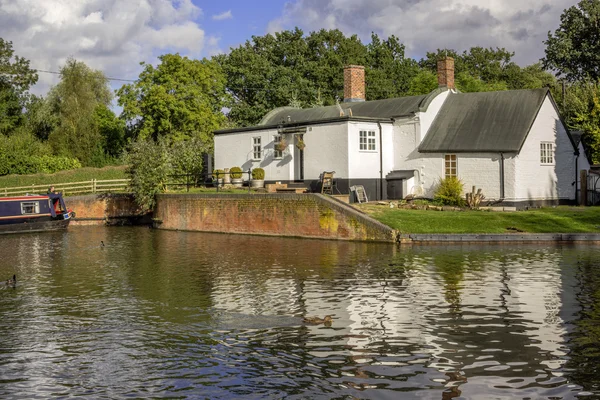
[357,204,600,234]
[0,166,128,188]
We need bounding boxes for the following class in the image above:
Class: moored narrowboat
[0,193,75,234]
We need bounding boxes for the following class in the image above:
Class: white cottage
[214,58,583,207]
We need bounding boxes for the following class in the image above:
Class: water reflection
[0,227,599,398]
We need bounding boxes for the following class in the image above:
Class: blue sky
[0,0,578,96]
[198,0,283,53]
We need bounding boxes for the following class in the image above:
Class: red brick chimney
[437,57,455,89]
[344,65,365,102]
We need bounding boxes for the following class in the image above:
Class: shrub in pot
[251,167,265,188]
[230,166,243,187]
[212,169,225,186]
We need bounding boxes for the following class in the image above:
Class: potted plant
[212,169,225,187]
[230,166,243,187]
[250,167,265,188]
[296,135,305,151]
[275,139,288,152]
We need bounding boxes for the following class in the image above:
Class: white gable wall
[514,96,576,201]
[417,89,451,143]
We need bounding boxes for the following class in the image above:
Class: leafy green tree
[218,29,420,127]
[126,138,170,211]
[0,38,38,134]
[406,70,438,96]
[543,0,600,81]
[47,58,112,166]
[456,73,508,93]
[169,137,207,185]
[573,82,600,164]
[117,53,227,145]
[94,104,125,160]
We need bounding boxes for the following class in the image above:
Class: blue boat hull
[0,219,70,235]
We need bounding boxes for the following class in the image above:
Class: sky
[0,0,578,98]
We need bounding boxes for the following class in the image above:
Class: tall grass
[0,166,128,188]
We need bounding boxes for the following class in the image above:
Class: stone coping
[400,233,600,244]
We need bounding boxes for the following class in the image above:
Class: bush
[251,167,265,180]
[126,139,170,211]
[0,154,81,176]
[434,177,465,206]
[230,166,243,179]
[212,169,225,179]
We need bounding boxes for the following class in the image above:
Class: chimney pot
[437,57,455,90]
[344,65,365,102]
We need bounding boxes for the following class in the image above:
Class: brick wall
[154,193,396,242]
[66,194,148,225]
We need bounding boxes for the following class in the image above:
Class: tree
[572,82,600,164]
[0,38,38,134]
[94,104,125,160]
[218,29,421,127]
[47,58,112,166]
[126,138,170,211]
[543,0,600,81]
[117,53,228,145]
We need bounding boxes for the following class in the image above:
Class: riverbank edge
[153,193,397,242]
[399,233,600,244]
[65,194,600,244]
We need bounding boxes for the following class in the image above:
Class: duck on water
[2,275,16,289]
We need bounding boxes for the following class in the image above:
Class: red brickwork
[437,57,455,89]
[344,65,365,102]
[154,194,395,242]
[66,194,146,225]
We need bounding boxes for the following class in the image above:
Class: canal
[1,227,599,399]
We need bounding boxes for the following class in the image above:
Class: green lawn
[0,166,127,188]
[357,204,600,234]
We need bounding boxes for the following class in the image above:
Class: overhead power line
[33,68,136,82]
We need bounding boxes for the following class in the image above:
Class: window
[359,130,376,151]
[540,142,554,164]
[252,137,262,160]
[273,135,283,159]
[21,202,40,215]
[445,154,457,178]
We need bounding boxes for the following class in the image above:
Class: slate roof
[259,95,428,126]
[419,88,550,153]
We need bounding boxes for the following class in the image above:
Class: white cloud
[212,10,233,21]
[268,0,574,65]
[0,0,216,97]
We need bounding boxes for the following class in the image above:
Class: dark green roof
[419,88,551,153]
[259,94,429,126]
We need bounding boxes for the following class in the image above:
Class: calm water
[1,227,600,399]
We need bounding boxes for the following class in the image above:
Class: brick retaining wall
[66,194,148,225]
[154,193,396,242]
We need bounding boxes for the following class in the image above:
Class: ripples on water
[1,227,600,399]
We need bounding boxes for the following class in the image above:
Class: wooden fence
[0,179,130,197]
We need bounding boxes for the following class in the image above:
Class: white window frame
[273,135,283,159]
[444,154,457,178]
[21,202,40,215]
[252,137,262,160]
[540,142,554,165]
[359,130,376,151]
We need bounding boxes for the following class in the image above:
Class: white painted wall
[215,121,351,182]
[215,128,294,181]
[417,89,451,143]
[347,122,393,179]
[303,122,349,179]
[514,95,576,201]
